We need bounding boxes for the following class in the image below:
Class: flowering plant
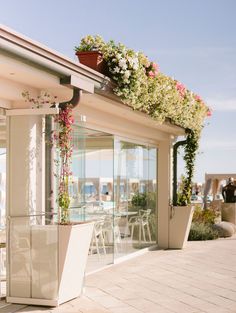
[22,91,74,224]
[22,91,57,108]
[75,35,105,52]
[75,35,211,131]
[54,106,74,224]
[75,35,212,204]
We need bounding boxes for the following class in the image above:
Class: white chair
[90,219,106,257]
[129,209,152,243]
[102,216,122,254]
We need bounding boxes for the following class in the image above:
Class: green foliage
[192,206,220,225]
[76,36,211,205]
[177,130,199,205]
[59,191,70,224]
[177,175,190,206]
[188,222,219,241]
[188,206,220,241]
[75,35,105,52]
[75,35,210,135]
[131,192,156,213]
[131,192,147,207]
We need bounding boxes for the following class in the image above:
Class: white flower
[113,66,120,73]
[124,70,131,79]
[119,58,127,70]
[132,58,139,70]
[116,53,122,60]
[127,57,133,66]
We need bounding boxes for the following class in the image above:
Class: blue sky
[1,0,236,182]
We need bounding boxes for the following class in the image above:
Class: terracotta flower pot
[75,51,107,75]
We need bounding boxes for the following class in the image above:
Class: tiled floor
[1,236,236,313]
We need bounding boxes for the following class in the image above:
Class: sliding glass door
[114,138,157,259]
[70,124,158,271]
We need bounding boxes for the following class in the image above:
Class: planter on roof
[76,50,107,74]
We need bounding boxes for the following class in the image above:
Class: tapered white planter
[7,222,94,306]
[57,223,94,305]
[169,205,194,249]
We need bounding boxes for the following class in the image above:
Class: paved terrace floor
[1,236,236,313]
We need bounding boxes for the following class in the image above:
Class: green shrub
[130,192,156,213]
[188,222,219,241]
[192,206,220,225]
[131,192,147,207]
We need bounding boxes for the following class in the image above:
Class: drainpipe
[172,139,187,206]
[59,76,83,109]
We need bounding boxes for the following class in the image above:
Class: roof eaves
[0,24,110,89]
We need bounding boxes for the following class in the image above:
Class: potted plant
[75,36,211,248]
[52,106,94,305]
[169,131,197,249]
[75,35,107,74]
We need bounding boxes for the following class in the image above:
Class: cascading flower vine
[146,62,159,78]
[54,106,74,224]
[75,35,211,134]
[176,81,186,98]
[22,91,75,222]
[75,35,212,204]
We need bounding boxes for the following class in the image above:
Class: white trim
[0,25,107,86]
[114,135,158,148]
[6,108,59,116]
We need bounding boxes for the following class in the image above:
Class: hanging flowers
[22,91,75,224]
[75,35,211,134]
[75,35,212,205]
[146,62,159,78]
[176,81,186,98]
[54,106,74,224]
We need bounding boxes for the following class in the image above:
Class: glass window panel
[114,138,158,259]
[70,125,114,272]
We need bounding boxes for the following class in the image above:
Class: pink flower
[207,109,212,117]
[176,81,186,97]
[152,63,159,75]
[146,61,159,78]
[148,71,155,78]
[194,94,201,101]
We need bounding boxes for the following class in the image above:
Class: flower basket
[75,51,107,74]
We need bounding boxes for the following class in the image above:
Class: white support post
[7,114,45,217]
[6,112,46,298]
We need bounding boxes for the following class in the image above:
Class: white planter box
[7,222,94,306]
[169,206,194,249]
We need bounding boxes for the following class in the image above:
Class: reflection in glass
[114,140,157,259]
[68,124,158,272]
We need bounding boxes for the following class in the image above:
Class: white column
[157,138,172,249]
[7,114,45,216]
[7,113,45,298]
